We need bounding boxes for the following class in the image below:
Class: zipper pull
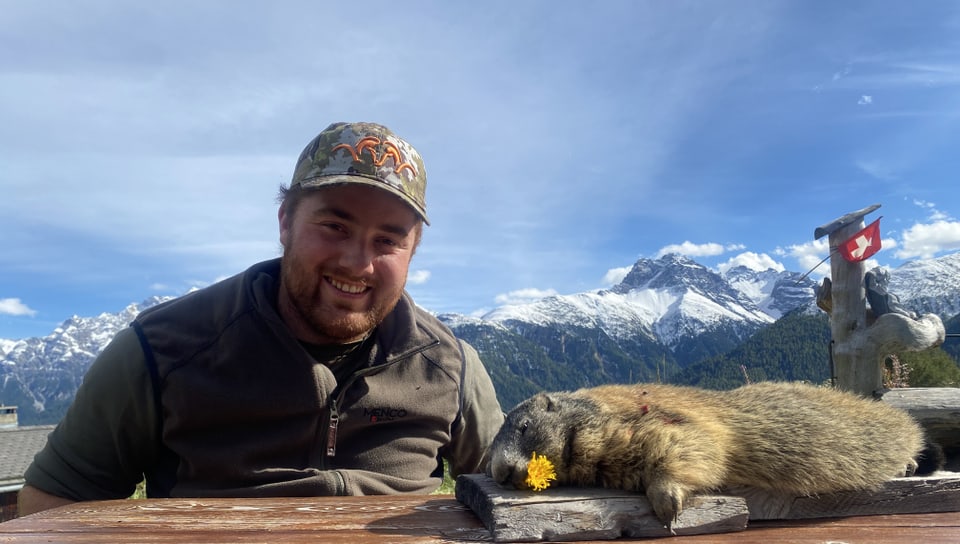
[326,403,339,457]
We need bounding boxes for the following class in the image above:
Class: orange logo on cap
[333,137,417,179]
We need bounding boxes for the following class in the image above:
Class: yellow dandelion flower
[525,451,557,491]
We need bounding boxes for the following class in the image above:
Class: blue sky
[2,0,960,340]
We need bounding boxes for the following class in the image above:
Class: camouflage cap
[290,122,429,225]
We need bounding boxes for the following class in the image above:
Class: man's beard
[280,242,404,343]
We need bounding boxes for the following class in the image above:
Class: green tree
[895,347,960,387]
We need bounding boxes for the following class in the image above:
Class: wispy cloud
[913,199,952,221]
[408,270,431,285]
[717,252,785,274]
[855,159,899,181]
[0,298,37,317]
[655,242,744,258]
[602,266,632,287]
[495,288,559,306]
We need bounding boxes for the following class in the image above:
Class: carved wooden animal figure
[488,382,924,523]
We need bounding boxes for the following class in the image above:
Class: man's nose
[339,239,375,272]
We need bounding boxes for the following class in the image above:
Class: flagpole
[795,248,838,284]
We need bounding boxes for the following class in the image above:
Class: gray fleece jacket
[26,259,504,499]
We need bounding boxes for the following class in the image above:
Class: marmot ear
[531,393,561,412]
[532,393,550,410]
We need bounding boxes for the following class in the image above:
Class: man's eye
[320,222,346,233]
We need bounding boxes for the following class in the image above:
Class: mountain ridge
[3,252,958,422]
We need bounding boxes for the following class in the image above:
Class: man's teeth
[330,278,366,294]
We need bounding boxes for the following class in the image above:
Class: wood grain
[2,492,959,543]
[456,474,748,541]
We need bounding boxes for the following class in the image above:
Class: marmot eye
[520,421,529,435]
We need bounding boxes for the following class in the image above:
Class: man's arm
[17,484,76,516]
[23,327,159,504]
[445,340,505,476]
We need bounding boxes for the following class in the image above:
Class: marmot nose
[491,465,515,487]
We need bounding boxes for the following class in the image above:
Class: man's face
[277,184,420,344]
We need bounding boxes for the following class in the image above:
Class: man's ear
[278,205,291,248]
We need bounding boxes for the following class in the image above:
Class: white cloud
[468,307,491,319]
[495,288,559,305]
[930,210,949,221]
[855,159,898,181]
[717,252,785,274]
[912,199,952,222]
[858,95,873,105]
[780,239,831,279]
[408,269,431,285]
[149,280,212,296]
[655,241,743,258]
[602,266,632,287]
[895,220,960,259]
[0,298,37,317]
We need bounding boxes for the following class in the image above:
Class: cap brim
[296,174,430,225]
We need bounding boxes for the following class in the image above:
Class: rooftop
[0,426,55,491]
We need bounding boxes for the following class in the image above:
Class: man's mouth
[328,276,369,295]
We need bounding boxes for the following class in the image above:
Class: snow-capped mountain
[443,252,958,407]
[481,253,810,351]
[439,254,823,407]
[723,266,818,319]
[0,296,171,425]
[888,252,960,318]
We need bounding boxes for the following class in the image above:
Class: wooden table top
[1,495,959,543]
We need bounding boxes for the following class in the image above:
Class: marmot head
[487,391,596,489]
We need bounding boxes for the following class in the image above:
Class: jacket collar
[249,258,441,365]
[373,291,441,365]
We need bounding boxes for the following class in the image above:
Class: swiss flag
[839,218,881,262]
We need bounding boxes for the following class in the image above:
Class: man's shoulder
[134,259,281,338]
[406,298,459,345]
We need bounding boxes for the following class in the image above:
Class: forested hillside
[452,320,678,411]
[672,310,833,389]
[671,310,960,391]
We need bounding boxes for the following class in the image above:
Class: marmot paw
[645,481,684,526]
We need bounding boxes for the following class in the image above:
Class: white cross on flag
[839,218,881,262]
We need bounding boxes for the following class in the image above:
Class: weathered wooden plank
[455,474,748,542]
[881,388,960,451]
[732,475,960,521]
[456,474,960,541]
[2,495,960,543]
[814,203,881,239]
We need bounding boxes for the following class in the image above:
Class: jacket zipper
[321,339,440,460]
[326,397,340,457]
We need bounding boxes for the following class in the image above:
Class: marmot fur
[488,382,924,523]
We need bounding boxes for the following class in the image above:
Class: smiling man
[20,122,504,514]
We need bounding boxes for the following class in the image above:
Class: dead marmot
[488,381,924,523]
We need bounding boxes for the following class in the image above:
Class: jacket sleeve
[173,468,432,497]
[23,327,160,501]
[444,340,505,477]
